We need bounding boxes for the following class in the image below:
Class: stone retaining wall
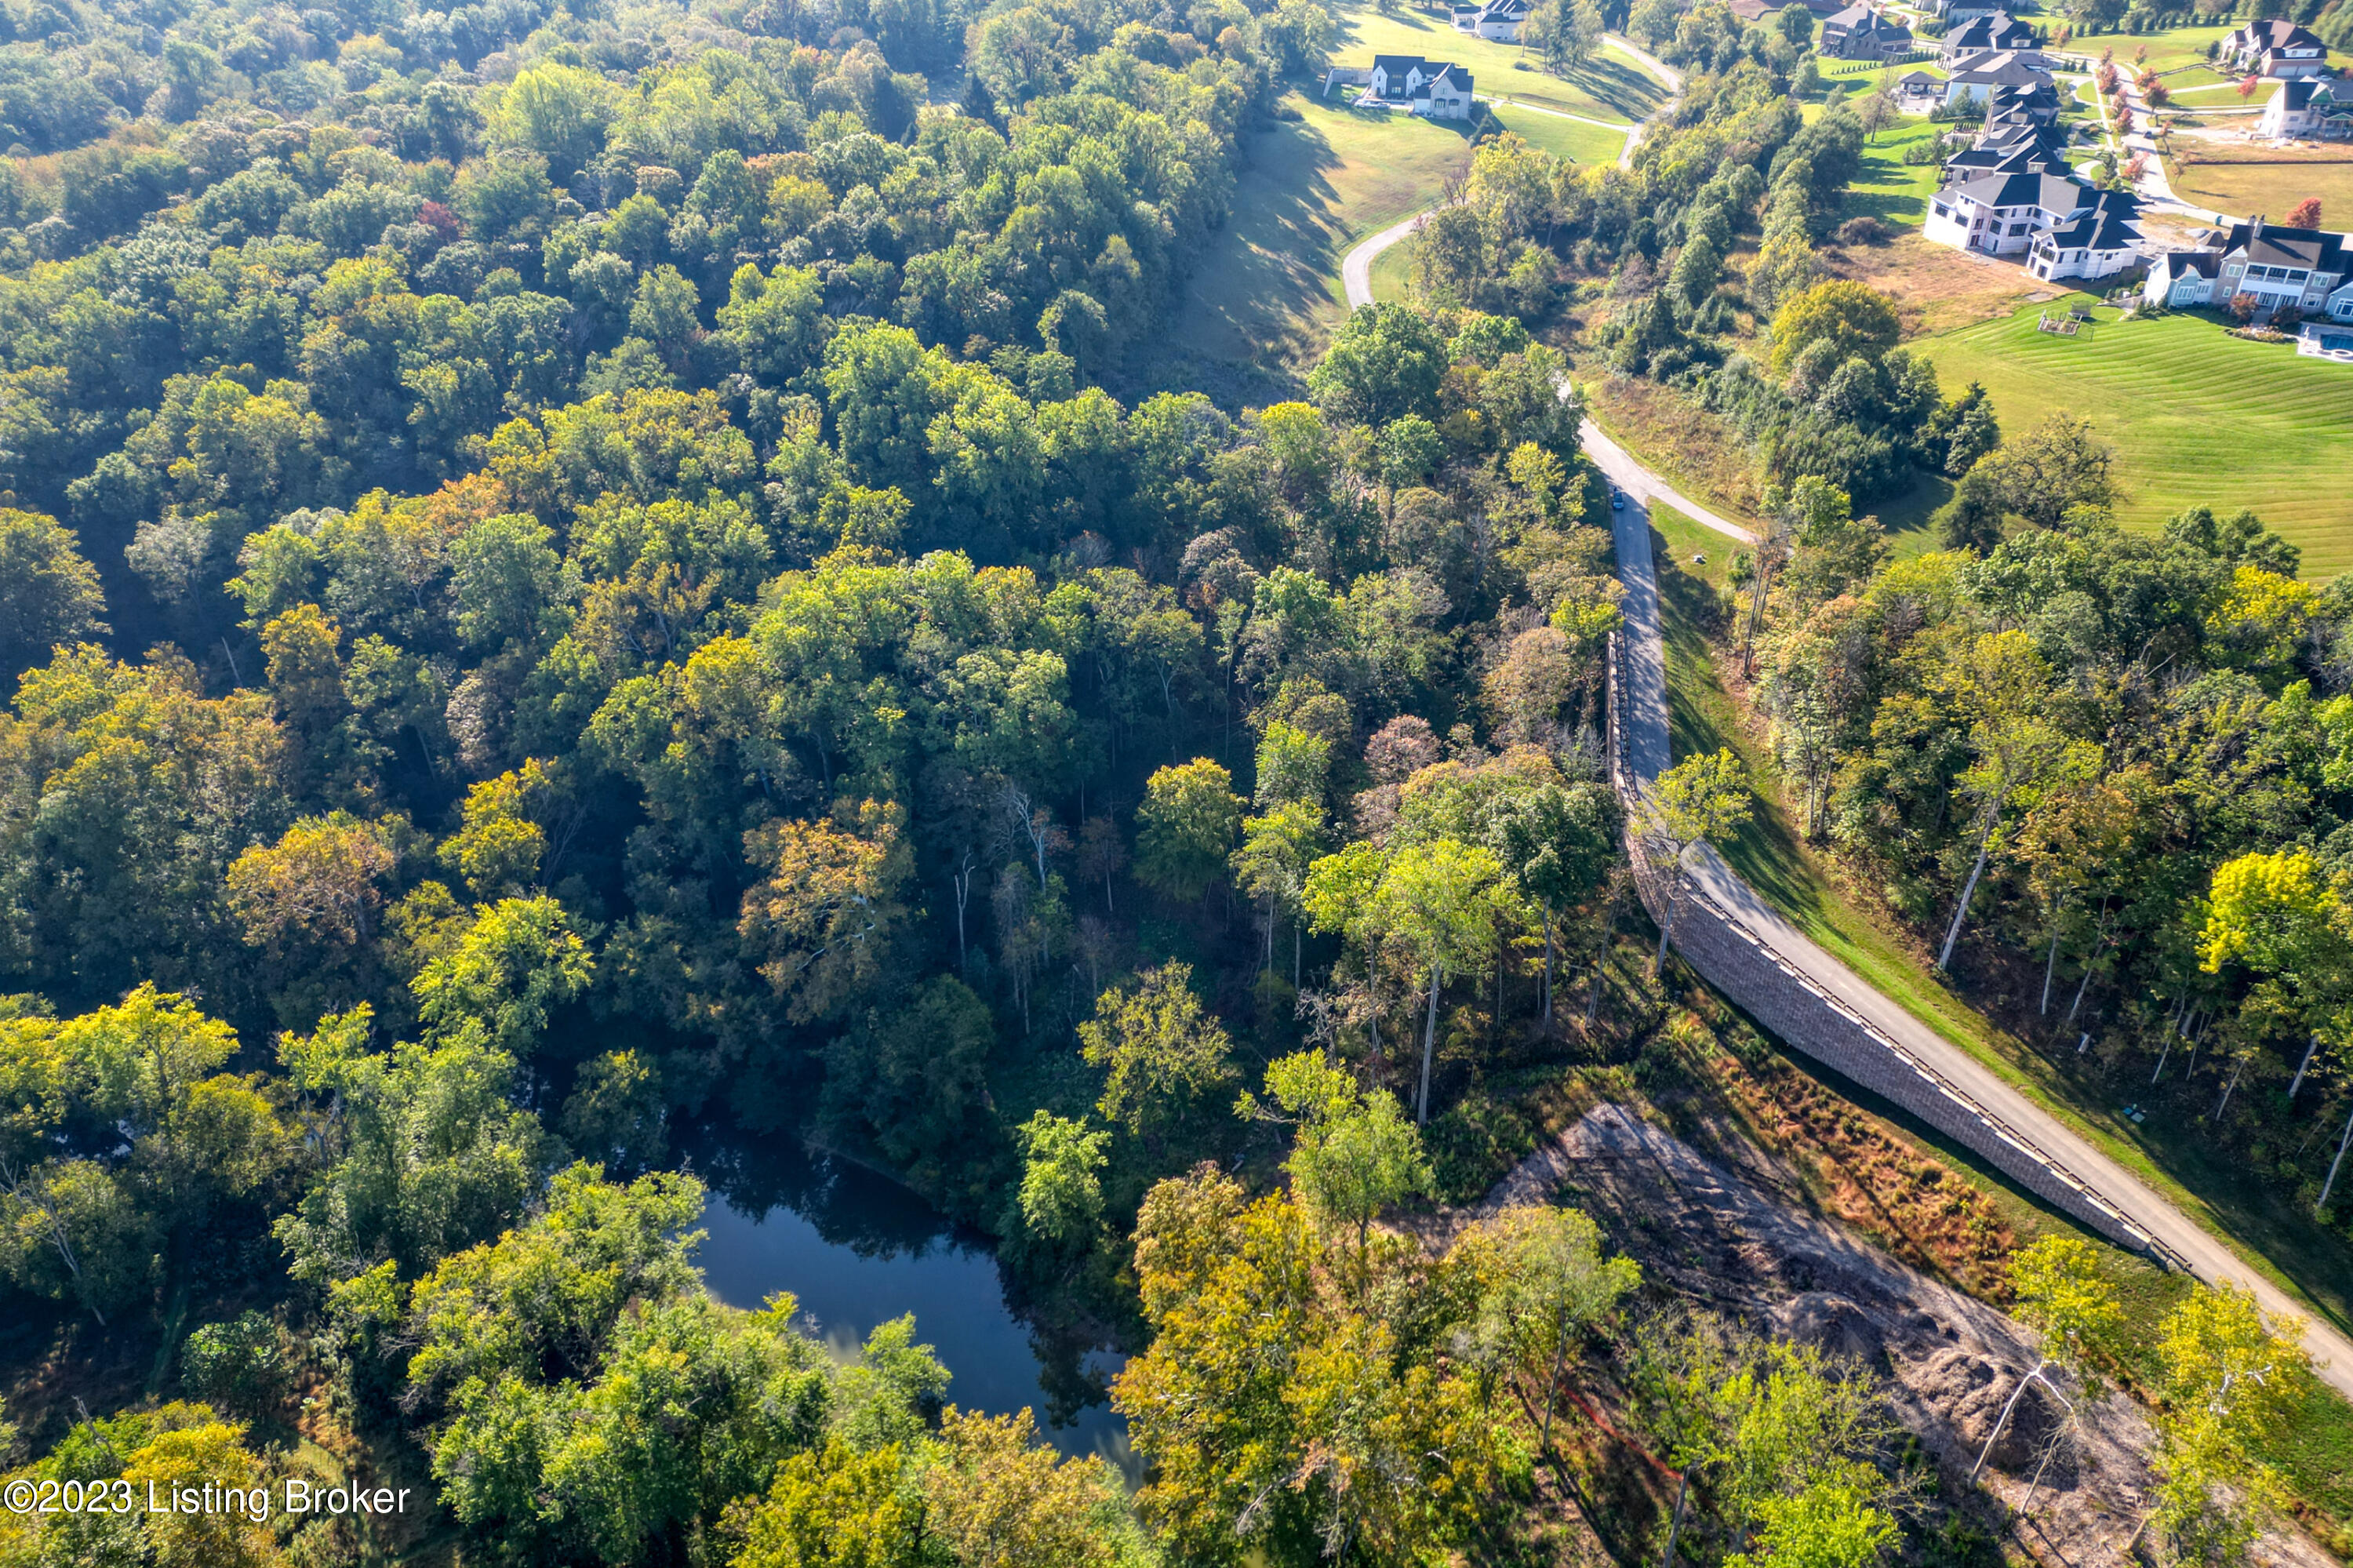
[1604,632,2172,1262]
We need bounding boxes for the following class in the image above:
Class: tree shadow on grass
[1651,524,1838,939]
[1134,107,1352,399]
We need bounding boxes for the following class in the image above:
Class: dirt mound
[1454,1104,2335,1568]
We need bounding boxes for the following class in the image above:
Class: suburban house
[1940,10,2035,56]
[1930,0,2009,20]
[1984,76,2062,123]
[1820,4,1915,60]
[2220,18,2330,78]
[2025,190,2147,282]
[1942,49,2056,111]
[1925,168,2095,258]
[2261,78,2353,140]
[1367,54,1477,118]
[1450,0,1529,42]
[2139,216,2353,318]
[1941,121,2073,180]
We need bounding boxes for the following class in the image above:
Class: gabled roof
[1371,53,1426,75]
[1945,49,2051,87]
[2278,78,2340,111]
[2231,18,2326,53]
[2152,250,2219,280]
[1944,169,2089,213]
[1427,63,1475,93]
[2214,216,2353,277]
[2038,189,2144,252]
[1946,12,2034,49]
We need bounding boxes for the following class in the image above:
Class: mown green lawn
[1844,120,1947,231]
[1912,295,2353,577]
[2057,21,2238,73]
[1138,90,1475,396]
[1489,101,1628,163]
[1328,0,1667,124]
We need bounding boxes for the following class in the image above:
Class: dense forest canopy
[0,0,2338,1561]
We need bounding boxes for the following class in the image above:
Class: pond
[682,1133,1134,1477]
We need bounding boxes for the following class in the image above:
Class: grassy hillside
[1913,293,2353,577]
[1328,0,1667,123]
[1139,91,1475,398]
[1842,120,1947,231]
[1489,101,1628,163]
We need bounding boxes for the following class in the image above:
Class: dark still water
[682,1135,1133,1475]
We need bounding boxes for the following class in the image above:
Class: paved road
[1340,213,1425,311]
[1600,442,2353,1399]
[1602,35,1682,170]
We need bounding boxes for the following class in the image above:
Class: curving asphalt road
[1339,36,1682,311]
[1599,443,2353,1399]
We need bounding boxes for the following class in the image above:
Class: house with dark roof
[1367,55,1477,119]
[2139,216,2353,318]
[1930,0,2008,20]
[1942,125,2072,181]
[2026,190,2146,282]
[1940,11,2035,56]
[1820,4,1914,60]
[2262,78,2353,140]
[1942,49,2054,109]
[1924,168,2094,258]
[1451,0,1530,42]
[2220,18,2330,78]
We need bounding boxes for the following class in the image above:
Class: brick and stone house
[1821,4,1915,60]
[2140,216,2353,318]
[2220,18,2330,78]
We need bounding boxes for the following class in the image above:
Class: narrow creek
[682,1133,1133,1476]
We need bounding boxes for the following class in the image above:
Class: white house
[2140,216,2353,319]
[1368,54,1477,119]
[2025,189,2147,282]
[1451,0,1529,41]
[2220,18,2330,78]
[2261,78,2353,140]
[1925,169,2092,257]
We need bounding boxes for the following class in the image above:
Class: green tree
[1457,1205,1640,1455]
[1233,800,1326,981]
[1372,837,1515,1123]
[1643,750,1753,977]
[1078,963,1237,1142]
[412,895,594,1057]
[489,62,616,183]
[1013,1110,1108,1245]
[0,510,106,678]
[2148,1284,2308,1568]
[1307,303,1447,427]
[1243,1051,1431,1258]
[1135,759,1245,903]
[1769,281,1902,377]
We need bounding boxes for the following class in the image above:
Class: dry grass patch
[1584,375,1760,518]
[1672,1005,2020,1297]
[1827,232,2042,337]
[2169,139,2353,221]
